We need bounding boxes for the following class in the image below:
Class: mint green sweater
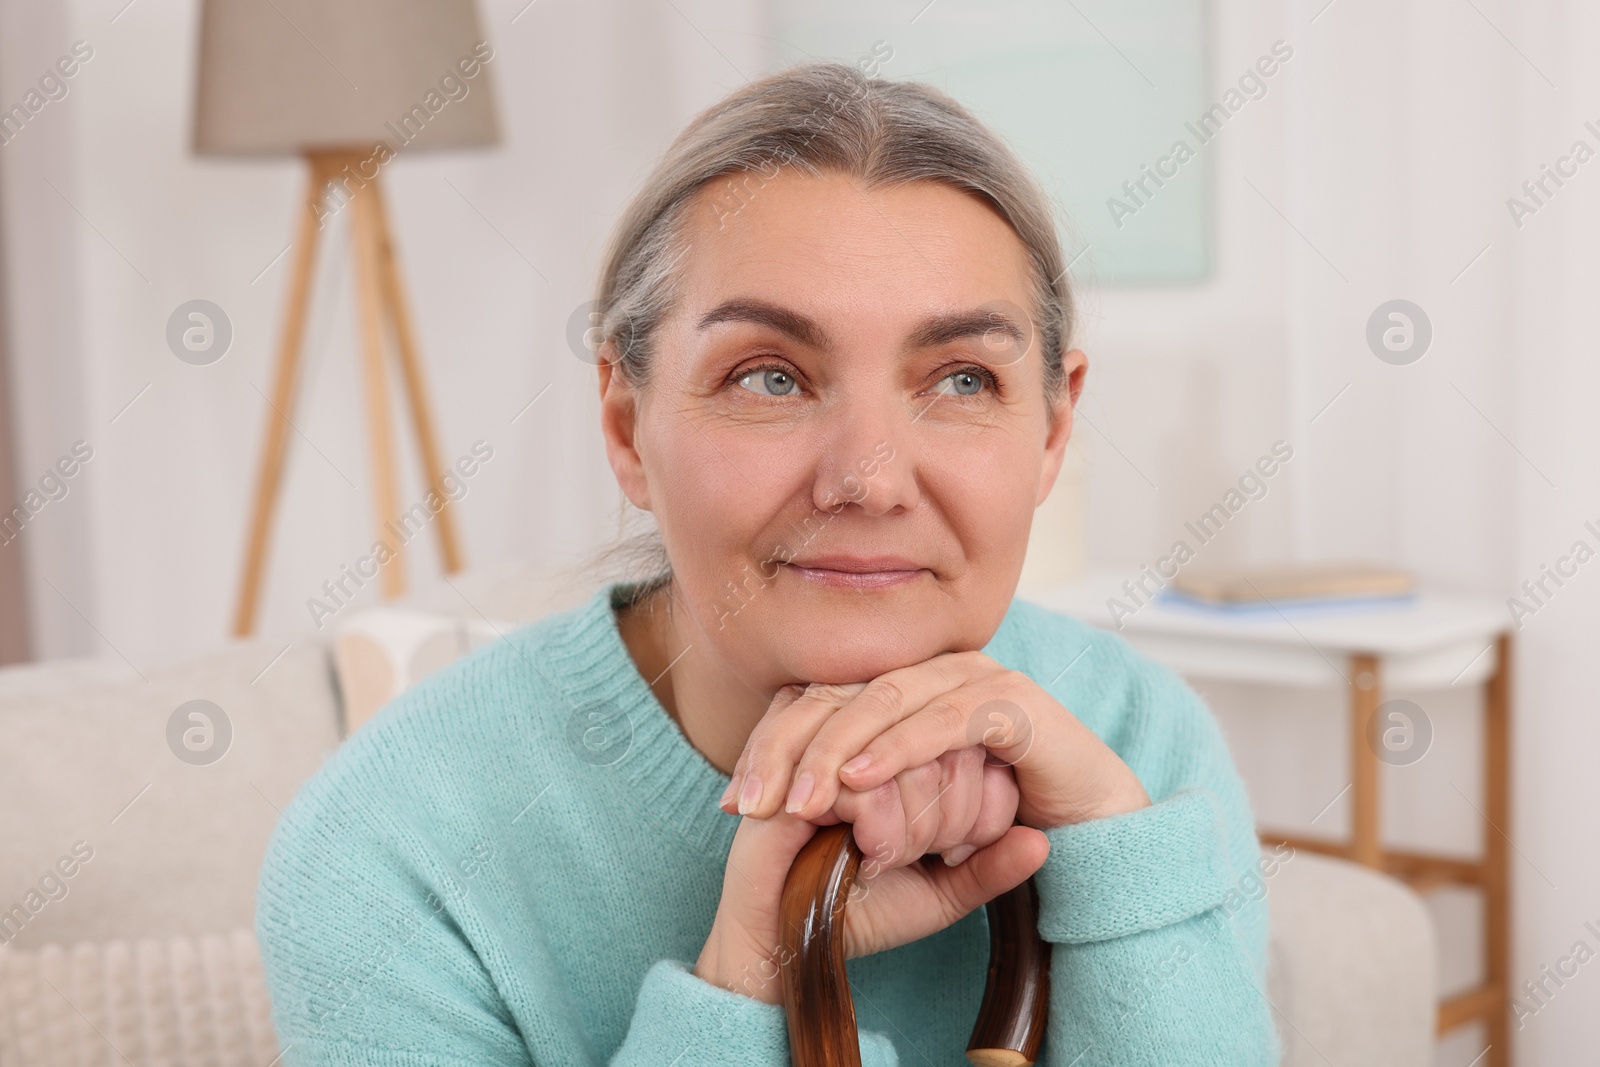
[257,581,1280,1065]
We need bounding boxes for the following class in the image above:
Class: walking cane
[779,823,1050,1066]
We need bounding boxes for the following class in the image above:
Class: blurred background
[1,1,1596,1065]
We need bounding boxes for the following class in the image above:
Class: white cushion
[0,639,340,948]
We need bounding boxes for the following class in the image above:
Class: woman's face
[600,170,1085,688]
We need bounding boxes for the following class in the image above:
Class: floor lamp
[191,0,499,636]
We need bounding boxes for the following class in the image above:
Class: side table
[1021,572,1513,1065]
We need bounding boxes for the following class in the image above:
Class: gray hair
[582,60,1077,598]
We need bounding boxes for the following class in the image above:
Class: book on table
[1166,564,1416,610]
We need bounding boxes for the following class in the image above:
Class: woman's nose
[811,404,917,517]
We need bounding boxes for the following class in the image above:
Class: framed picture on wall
[764,0,1213,284]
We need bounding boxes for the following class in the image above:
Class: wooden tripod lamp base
[232,149,463,637]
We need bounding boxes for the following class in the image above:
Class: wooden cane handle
[779,824,1050,1067]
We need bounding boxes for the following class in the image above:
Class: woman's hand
[694,768,1049,1004]
[723,655,1152,835]
[695,683,1051,1003]
[719,684,1033,869]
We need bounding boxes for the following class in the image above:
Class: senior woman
[257,62,1279,1065]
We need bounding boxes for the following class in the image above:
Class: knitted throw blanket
[0,930,280,1066]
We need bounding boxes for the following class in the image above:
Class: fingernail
[785,771,814,813]
[718,776,739,808]
[943,844,976,867]
[737,773,763,815]
[841,753,872,776]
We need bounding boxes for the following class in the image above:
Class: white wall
[3,0,1597,1062]
[1500,3,1600,1062]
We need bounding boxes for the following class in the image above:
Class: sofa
[0,561,1438,1065]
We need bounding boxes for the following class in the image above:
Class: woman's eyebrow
[698,299,833,351]
[696,299,1026,355]
[904,310,1026,352]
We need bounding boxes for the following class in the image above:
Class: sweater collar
[543,580,742,861]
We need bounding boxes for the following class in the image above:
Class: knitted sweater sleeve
[611,959,901,1066]
[1027,646,1282,1066]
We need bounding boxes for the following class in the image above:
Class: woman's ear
[597,343,653,511]
[1035,347,1088,507]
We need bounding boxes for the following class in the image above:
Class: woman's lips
[782,557,928,589]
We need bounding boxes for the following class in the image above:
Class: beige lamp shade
[192,0,499,156]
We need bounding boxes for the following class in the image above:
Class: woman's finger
[888,759,946,866]
[942,759,1020,867]
[784,652,1003,820]
[838,674,1037,796]
[924,746,986,855]
[854,678,1150,832]
[829,777,907,879]
[720,808,820,926]
[717,681,861,816]
[717,682,805,811]
[700,808,822,1000]
[830,753,984,874]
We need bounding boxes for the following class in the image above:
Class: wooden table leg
[1349,653,1383,868]
[1485,634,1512,1066]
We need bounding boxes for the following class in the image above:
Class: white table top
[1017,571,1509,691]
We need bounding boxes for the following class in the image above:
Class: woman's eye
[736,367,800,396]
[931,370,988,396]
